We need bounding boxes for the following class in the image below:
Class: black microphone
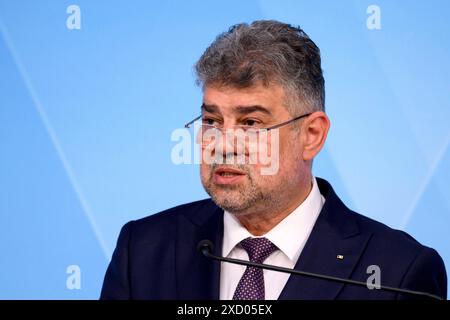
[197,239,443,300]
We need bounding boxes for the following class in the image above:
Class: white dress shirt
[220,177,325,300]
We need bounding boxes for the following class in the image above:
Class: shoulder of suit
[123,198,216,235]
[349,209,437,257]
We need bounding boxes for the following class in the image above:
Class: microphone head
[197,239,214,256]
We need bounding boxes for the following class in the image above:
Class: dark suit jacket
[100,178,447,299]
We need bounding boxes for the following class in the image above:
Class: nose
[201,126,248,163]
[215,128,238,158]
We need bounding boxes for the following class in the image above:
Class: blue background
[0,0,449,299]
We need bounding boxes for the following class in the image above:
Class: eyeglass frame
[184,112,312,131]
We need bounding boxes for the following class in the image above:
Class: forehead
[202,84,286,113]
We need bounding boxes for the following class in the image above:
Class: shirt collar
[222,177,324,262]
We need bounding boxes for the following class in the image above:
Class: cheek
[277,138,302,171]
[200,163,210,178]
[284,130,303,154]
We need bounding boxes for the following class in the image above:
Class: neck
[235,178,314,236]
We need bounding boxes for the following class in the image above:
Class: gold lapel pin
[337,255,344,260]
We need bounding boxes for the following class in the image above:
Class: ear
[301,112,330,161]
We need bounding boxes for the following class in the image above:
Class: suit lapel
[175,201,224,299]
[278,179,372,300]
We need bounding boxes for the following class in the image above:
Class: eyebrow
[201,103,219,113]
[201,103,272,115]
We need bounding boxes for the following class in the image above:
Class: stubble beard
[201,163,285,216]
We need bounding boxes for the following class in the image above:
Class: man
[100,20,447,300]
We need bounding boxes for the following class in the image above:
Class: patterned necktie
[232,237,278,300]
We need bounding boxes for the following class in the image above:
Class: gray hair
[195,20,325,114]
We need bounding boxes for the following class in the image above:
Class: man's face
[200,84,308,217]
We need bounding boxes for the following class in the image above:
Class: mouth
[213,167,246,185]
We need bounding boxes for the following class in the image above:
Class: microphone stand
[198,240,443,300]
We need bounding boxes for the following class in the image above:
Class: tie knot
[239,237,277,263]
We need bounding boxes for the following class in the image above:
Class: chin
[210,193,249,213]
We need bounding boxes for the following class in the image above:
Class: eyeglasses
[184,112,312,146]
[184,112,312,132]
